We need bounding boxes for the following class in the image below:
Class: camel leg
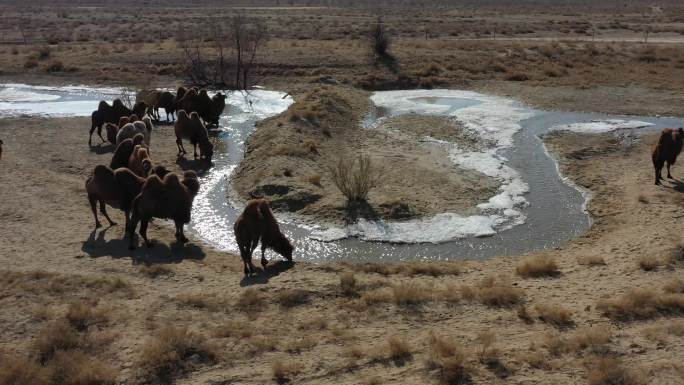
[139,219,152,248]
[175,221,188,244]
[261,244,269,269]
[89,125,95,146]
[89,195,101,228]
[128,212,139,250]
[98,125,105,143]
[655,161,663,185]
[193,143,198,160]
[123,209,130,234]
[667,162,674,179]
[99,201,116,226]
[176,139,186,156]
[239,244,251,276]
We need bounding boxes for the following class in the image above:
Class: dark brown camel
[652,127,684,185]
[234,198,294,276]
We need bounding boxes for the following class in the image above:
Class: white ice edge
[550,119,654,134]
[540,137,593,217]
[311,89,535,243]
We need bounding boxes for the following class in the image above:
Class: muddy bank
[230,86,499,224]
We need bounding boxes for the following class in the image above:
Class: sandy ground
[1,101,684,384]
[231,86,499,224]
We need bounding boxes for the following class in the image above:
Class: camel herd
[85,87,293,274]
[79,84,681,271]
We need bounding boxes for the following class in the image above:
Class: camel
[652,127,684,185]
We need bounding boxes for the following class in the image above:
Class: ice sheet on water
[550,119,654,134]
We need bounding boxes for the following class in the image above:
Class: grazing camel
[128,171,200,250]
[234,198,294,276]
[652,127,684,185]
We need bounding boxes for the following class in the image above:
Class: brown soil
[2,111,684,384]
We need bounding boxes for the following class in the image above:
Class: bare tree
[177,24,209,85]
[228,14,269,90]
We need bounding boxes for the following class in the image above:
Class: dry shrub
[340,272,357,296]
[275,289,309,308]
[504,72,530,81]
[597,289,684,321]
[48,350,117,385]
[476,331,496,363]
[329,155,381,203]
[519,349,549,369]
[473,275,524,307]
[0,355,48,385]
[427,333,473,385]
[137,326,217,384]
[516,256,560,278]
[65,302,108,331]
[272,141,319,158]
[577,256,607,266]
[32,321,81,364]
[667,243,684,264]
[387,336,412,362]
[271,358,301,383]
[535,304,574,329]
[138,264,174,278]
[637,256,661,271]
[587,357,643,385]
[541,332,572,356]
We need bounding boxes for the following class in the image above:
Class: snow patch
[550,119,654,134]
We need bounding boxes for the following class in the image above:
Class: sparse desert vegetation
[2,1,684,385]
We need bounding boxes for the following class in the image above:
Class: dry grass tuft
[65,302,108,331]
[248,335,279,355]
[176,293,225,312]
[392,282,434,306]
[48,350,117,385]
[577,256,607,266]
[275,289,310,308]
[587,357,644,385]
[637,256,661,271]
[346,261,461,277]
[516,256,560,278]
[137,326,217,384]
[236,288,265,314]
[472,275,524,307]
[664,279,684,294]
[597,289,684,321]
[32,321,81,364]
[213,320,253,339]
[572,326,612,354]
[387,336,412,362]
[271,358,301,383]
[427,333,473,385]
[517,306,534,324]
[535,304,575,329]
[340,272,357,296]
[0,355,48,385]
[138,264,174,278]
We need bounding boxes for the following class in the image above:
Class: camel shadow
[239,260,295,287]
[176,156,212,174]
[81,227,206,264]
[89,143,115,154]
[667,178,684,192]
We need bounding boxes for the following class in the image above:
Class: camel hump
[114,167,143,189]
[177,109,189,120]
[143,174,165,196]
[93,164,114,181]
[163,173,182,189]
[257,199,275,221]
[132,133,145,146]
[98,100,110,111]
